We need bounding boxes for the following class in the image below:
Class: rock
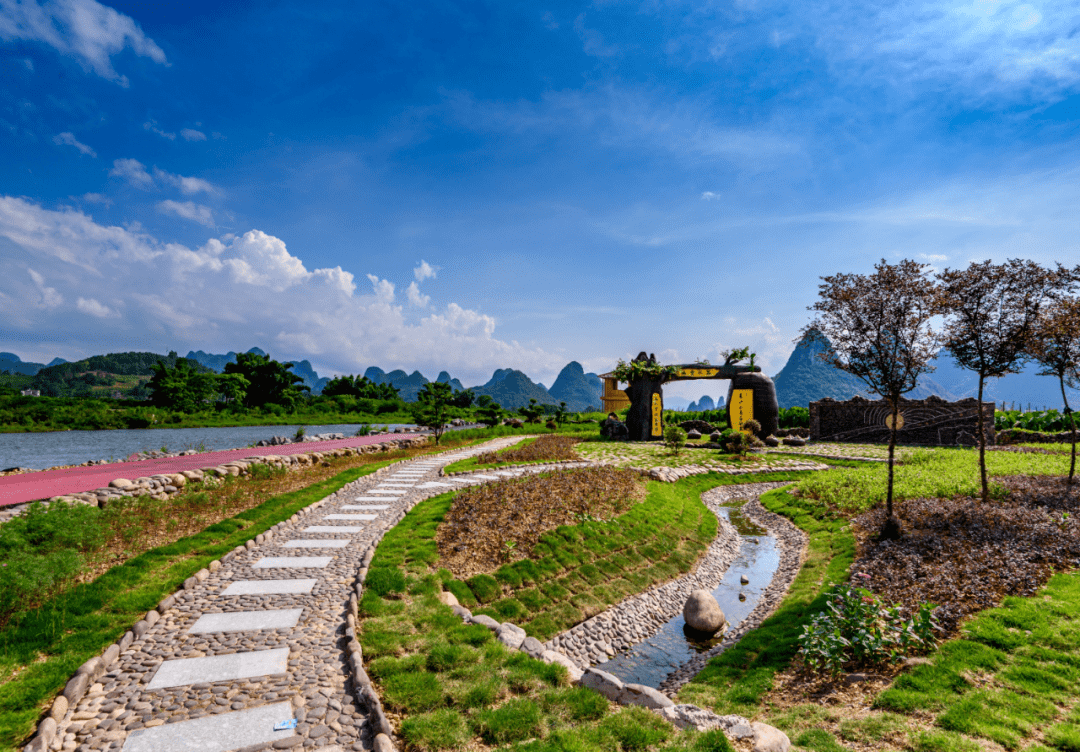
[469,614,500,630]
[781,436,806,447]
[683,589,726,633]
[710,431,722,443]
[740,575,749,585]
[617,683,674,709]
[580,667,624,701]
[49,695,68,722]
[497,623,527,650]
[373,733,396,752]
[451,605,472,620]
[902,656,932,668]
[521,636,546,658]
[109,478,133,489]
[752,722,791,752]
[658,705,750,733]
[436,591,459,607]
[540,650,583,682]
[764,435,780,447]
[686,429,702,440]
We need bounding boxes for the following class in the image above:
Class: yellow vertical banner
[651,393,662,438]
[730,389,754,433]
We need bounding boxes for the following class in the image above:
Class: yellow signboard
[651,394,663,438]
[730,389,754,433]
[676,368,719,379]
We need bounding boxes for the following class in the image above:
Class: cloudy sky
[2,0,1079,400]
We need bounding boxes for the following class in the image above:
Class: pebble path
[48,438,525,752]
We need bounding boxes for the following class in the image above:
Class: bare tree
[1028,297,1080,483]
[804,259,942,539]
[937,260,1073,502]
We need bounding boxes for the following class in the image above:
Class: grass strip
[677,485,855,717]
[361,473,789,751]
[0,458,392,752]
[443,437,542,473]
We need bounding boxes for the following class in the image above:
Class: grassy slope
[0,460,392,752]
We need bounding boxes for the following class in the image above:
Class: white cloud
[80,192,111,206]
[27,267,62,308]
[109,158,153,189]
[574,13,618,57]
[143,120,175,140]
[157,200,214,228]
[180,128,206,142]
[406,281,430,307]
[53,131,95,156]
[153,167,218,196]
[0,0,167,85]
[76,296,114,317]
[0,196,561,385]
[701,191,718,200]
[367,274,395,302]
[413,260,437,282]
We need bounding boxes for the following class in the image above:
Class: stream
[598,503,780,688]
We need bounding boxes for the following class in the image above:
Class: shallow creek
[598,503,780,688]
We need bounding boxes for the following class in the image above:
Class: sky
[2,0,1080,403]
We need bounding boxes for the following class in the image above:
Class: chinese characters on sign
[730,389,754,433]
[651,393,662,438]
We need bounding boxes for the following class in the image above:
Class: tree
[518,398,545,424]
[554,401,569,425]
[217,372,249,406]
[937,259,1074,502]
[224,352,309,409]
[450,388,475,409]
[323,375,400,401]
[1028,297,1080,484]
[663,425,687,456]
[475,398,503,428]
[410,381,462,445]
[147,358,217,412]
[804,259,943,539]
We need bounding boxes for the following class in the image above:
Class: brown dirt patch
[476,434,581,465]
[436,467,647,578]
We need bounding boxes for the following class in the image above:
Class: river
[0,423,418,470]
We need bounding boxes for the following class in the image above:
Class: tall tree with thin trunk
[804,259,942,540]
[1028,297,1080,484]
[937,260,1073,502]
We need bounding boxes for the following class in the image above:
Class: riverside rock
[683,590,726,633]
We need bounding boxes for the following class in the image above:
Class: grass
[576,441,832,470]
[794,445,1076,514]
[0,455,403,752]
[361,470,812,751]
[443,436,541,473]
[676,485,855,716]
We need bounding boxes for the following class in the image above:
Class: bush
[797,580,939,676]
[664,425,688,456]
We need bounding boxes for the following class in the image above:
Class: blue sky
[2,0,1079,401]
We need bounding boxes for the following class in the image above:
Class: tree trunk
[977,375,988,502]
[1062,376,1076,484]
[880,398,901,540]
[623,379,665,441]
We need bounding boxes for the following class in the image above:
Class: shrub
[797,580,940,676]
[664,425,688,456]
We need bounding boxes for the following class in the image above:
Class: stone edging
[17,437,497,752]
[440,460,593,477]
[635,460,829,482]
[658,484,808,694]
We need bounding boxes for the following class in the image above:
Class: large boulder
[678,420,715,434]
[683,590,726,634]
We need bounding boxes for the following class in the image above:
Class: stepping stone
[323,514,377,520]
[253,557,332,568]
[147,647,290,690]
[469,474,502,480]
[304,525,363,533]
[352,496,398,501]
[379,483,415,487]
[189,609,303,633]
[417,482,455,488]
[222,579,317,596]
[367,489,407,495]
[283,539,351,548]
[123,701,296,752]
[341,504,390,510]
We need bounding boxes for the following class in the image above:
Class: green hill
[473,369,557,410]
[548,361,602,412]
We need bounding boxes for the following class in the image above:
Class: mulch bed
[853,475,1080,634]
[476,434,582,465]
[435,467,646,578]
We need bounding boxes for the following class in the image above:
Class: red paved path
[0,434,417,507]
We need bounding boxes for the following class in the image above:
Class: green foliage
[223,351,309,409]
[612,358,680,382]
[322,374,400,400]
[664,425,688,456]
[411,381,463,445]
[518,397,545,424]
[366,567,407,597]
[797,581,940,675]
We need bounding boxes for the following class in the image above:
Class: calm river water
[0,423,418,470]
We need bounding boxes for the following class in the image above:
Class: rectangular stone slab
[351,496,399,501]
[323,514,377,520]
[417,482,455,488]
[252,557,332,568]
[123,700,295,752]
[189,609,303,633]
[221,579,317,596]
[341,504,389,510]
[303,525,363,533]
[468,474,502,480]
[147,647,290,689]
[366,489,406,495]
[282,539,351,548]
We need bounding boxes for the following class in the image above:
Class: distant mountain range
[0,352,67,375]
[186,348,330,394]
[772,331,1080,410]
[686,394,725,412]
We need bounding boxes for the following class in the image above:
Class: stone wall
[809,395,995,446]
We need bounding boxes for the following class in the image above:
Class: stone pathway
[46,438,523,752]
